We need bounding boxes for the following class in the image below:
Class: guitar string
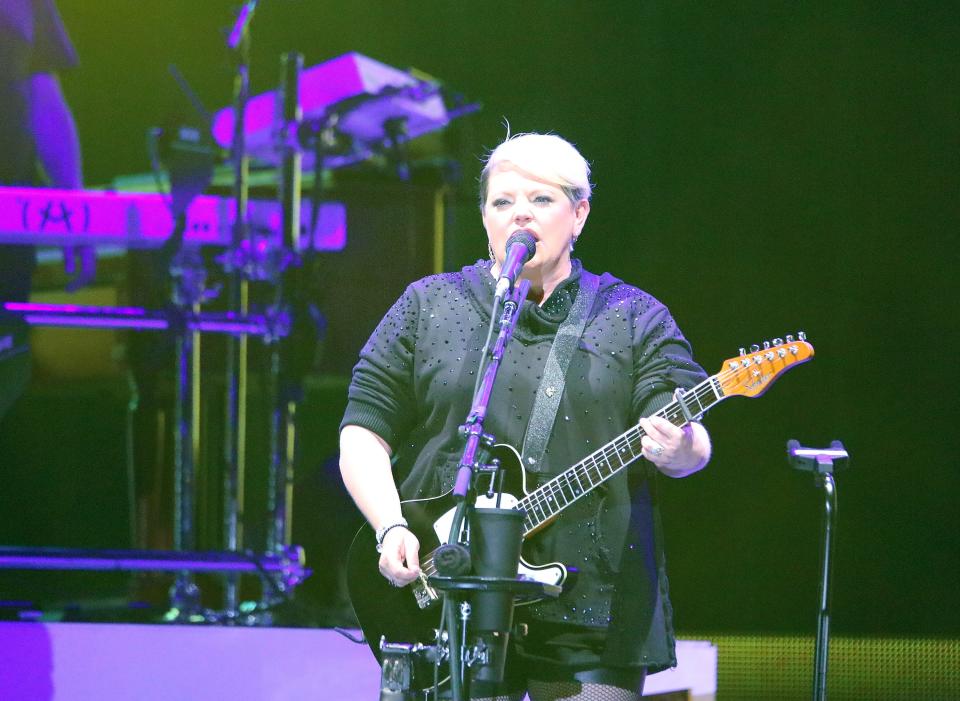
[422,349,806,575]
[519,372,722,526]
[525,362,762,522]
[525,349,808,523]
[517,355,803,529]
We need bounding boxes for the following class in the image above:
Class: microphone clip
[787,439,850,474]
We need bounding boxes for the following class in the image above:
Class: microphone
[494,231,537,299]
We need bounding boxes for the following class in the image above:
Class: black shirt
[342,259,707,672]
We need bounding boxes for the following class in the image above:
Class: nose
[513,203,532,225]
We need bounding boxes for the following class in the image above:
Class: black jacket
[342,259,706,671]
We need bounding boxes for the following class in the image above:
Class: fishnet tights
[474,680,642,701]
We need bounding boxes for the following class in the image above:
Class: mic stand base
[428,575,560,701]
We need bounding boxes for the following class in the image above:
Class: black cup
[470,507,524,632]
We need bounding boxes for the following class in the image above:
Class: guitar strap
[521,269,600,475]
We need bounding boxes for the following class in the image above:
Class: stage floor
[0,622,715,700]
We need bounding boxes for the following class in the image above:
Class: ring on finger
[650,442,664,457]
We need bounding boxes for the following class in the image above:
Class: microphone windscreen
[505,230,536,258]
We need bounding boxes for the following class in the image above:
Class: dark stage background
[2,0,957,653]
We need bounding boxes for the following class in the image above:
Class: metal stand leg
[262,50,304,616]
[813,472,837,701]
[266,361,298,555]
[222,12,253,619]
[171,321,202,617]
[222,303,248,617]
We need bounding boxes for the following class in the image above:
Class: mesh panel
[681,632,960,700]
[527,680,641,701]
[472,681,643,701]
[471,636,959,699]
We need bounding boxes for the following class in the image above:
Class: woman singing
[340,132,711,701]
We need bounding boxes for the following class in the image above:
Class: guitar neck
[517,374,726,535]
[416,337,813,583]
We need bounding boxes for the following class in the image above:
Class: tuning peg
[785,334,795,343]
[739,347,746,356]
[798,331,806,341]
[772,337,784,346]
[763,341,771,350]
[750,344,760,353]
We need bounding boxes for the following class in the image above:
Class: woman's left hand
[638,416,711,478]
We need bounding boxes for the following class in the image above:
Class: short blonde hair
[479,132,592,211]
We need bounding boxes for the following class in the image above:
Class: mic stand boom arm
[451,279,530,504]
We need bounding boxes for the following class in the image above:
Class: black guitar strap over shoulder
[521,270,600,474]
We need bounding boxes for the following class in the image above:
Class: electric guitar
[345,335,815,671]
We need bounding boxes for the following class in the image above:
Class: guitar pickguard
[431,493,522,543]
[422,494,565,610]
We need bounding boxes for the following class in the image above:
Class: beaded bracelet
[375,519,409,553]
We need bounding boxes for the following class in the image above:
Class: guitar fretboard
[415,337,813,598]
[516,375,725,535]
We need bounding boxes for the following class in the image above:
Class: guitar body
[345,443,568,669]
[345,495,448,667]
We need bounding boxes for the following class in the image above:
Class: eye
[533,195,554,205]
[491,198,510,207]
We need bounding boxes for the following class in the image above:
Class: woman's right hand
[378,526,421,587]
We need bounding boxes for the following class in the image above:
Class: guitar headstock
[717,333,815,398]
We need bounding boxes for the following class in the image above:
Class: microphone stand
[222,0,259,619]
[787,440,850,701]
[262,51,304,616]
[375,275,561,699]
[443,278,529,701]
[167,224,206,621]
[452,276,530,502]
[162,133,217,621]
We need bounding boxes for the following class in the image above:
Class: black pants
[470,622,648,700]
